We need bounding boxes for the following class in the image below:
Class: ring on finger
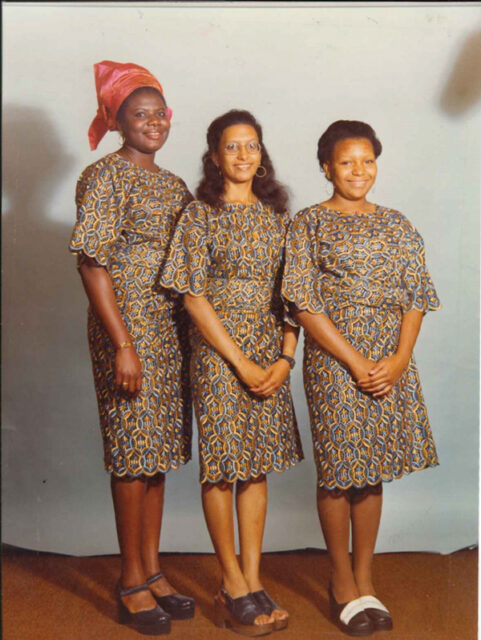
[122,382,128,387]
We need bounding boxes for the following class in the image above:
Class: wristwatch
[279,354,296,369]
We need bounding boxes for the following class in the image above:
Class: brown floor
[2,546,477,640]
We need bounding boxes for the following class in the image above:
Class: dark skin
[78,88,179,613]
[294,137,424,603]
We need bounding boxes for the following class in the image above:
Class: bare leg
[350,483,383,596]
[201,481,270,626]
[140,473,177,597]
[236,476,267,592]
[201,481,248,596]
[111,475,157,612]
[237,476,286,623]
[317,486,359,603]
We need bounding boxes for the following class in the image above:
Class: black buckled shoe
[359,596,393,631]
[214,587,274,636]
[329,586,374,637]
[117,582,171,635]
[252,590,288,631]
[146,572,195,620]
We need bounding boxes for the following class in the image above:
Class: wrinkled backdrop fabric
[2,2,479,555]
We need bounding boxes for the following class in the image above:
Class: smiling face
[117,88,170,155]
[324,137,377,202]
[213,124,261,185]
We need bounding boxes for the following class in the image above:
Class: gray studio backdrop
[2,3,479,556]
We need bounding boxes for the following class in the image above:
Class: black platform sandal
[214,587,274,636]
[252,590,289,631]
[117,582,171,635]
[146,572,195,620]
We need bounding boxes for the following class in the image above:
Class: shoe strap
[119,583,149,597]
[146,572,165,585]
[220,588,262,624]
[359,595,389,613]
[252,589,279,612]
[340,598,365,625]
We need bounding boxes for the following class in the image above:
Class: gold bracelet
[118,341,134,349]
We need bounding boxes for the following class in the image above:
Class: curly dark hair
[196,110,289,213]
[317,120,382,172]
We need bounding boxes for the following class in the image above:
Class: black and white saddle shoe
[359,595,393,631]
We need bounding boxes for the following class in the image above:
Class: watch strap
[279,354,295,369]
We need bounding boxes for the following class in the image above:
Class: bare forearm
[295,309,361,370]
[281,324,299,358]
[78,260,131,348]
[183,293,246,368]
[396,309,423,363]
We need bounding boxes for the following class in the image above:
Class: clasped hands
[234,356,291,398]
[351,353,408,398]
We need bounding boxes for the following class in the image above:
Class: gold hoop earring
[255,165,267,178]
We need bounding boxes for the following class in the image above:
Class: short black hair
[317,120,382,171]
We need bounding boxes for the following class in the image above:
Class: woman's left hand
[249,359,291,397]
[357,353,409,398]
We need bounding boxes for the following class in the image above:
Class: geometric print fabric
[70,153,193,477]
[282,205,441,490]
[160,200,304,483]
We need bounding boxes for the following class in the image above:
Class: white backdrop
[2,2,479,555]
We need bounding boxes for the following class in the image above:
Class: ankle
[142,565,162,581]
[142,553,162,579]
[244,575,263,593]
[119,587,157,613]
[330,571,360,603]
[356,579,376,596]
[147,574,177,597]
[222,572,250,599]
[353,574,375,596]
[120,568,147,589]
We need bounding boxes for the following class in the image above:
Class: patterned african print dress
[70,152,192,477]
[282,204,440,491]
[159,200,304,484]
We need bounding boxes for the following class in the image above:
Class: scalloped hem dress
[160,200,304,484]
[282,204,440,491]
[69,153,193,478]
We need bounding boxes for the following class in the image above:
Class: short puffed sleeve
[159,201,210,296]
[400,223,441,314]
[69,161,127,266]
[282,208,327,320]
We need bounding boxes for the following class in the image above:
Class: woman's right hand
[349,354,377,386]
[234,356,269,390]
[115,346,142,395]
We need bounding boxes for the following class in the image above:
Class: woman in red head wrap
[70,61,194,635]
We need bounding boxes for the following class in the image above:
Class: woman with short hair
[283,120,440,637]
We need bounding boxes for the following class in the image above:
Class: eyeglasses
[223,141,261,155]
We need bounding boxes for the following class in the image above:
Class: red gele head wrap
[88,60,172,150]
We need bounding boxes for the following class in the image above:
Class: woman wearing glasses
[160,110,303,636]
